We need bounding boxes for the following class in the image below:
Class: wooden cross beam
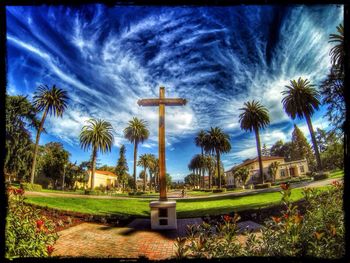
[138,87,187,201]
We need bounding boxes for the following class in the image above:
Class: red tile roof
[226,156,285,172]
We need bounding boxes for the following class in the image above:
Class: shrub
[6,187,58,259]
[254,183,271,189]
[128,191,144,196]
[212,188,226,193]
[84,190,101,195]
[175,182,344,258]
[313,172,330,181]
[20,183,42,192]
[305,171,315,177]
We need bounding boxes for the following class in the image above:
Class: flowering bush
[175,181,344,258]
[6,187,58,259]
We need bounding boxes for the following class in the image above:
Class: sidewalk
[52,218,262,259]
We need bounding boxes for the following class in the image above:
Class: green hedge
[20,183,42,192]
[84,189,102,195]
[254,183,271,189]
[213,188,226,193]
[313,172,330,181]
[128,191,146,196]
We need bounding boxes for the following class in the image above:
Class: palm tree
[203,127,231,188]
[145,154,157,191]
[79,119,114,190]
[124,117,149,191]
[329,24,344,72]
[195,130,207,188]
[239,100,270,184]
[138,154,151,191]
[30,85,68,184]
[204,154,215,189]
[281,78,322,171]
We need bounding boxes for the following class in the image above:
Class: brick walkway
[53,218,203,260]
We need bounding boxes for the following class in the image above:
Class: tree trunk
[30,107,48,184]
[133,141,138,191]
[216,150,221,189]
[305,113,322,171]
[62,164,66,191]
[143,167,146,192]
[91,147,97,190]
[254,127,264,184]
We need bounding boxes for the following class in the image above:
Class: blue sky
[6,5,343,181]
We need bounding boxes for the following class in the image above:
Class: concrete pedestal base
[150,201,177,230]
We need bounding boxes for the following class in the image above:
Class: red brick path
[52,218,203,260]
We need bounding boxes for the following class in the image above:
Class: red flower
[47,245,54,256]
[332,180,340,187]
[280,183,289,190]
[271,216,281,224]
[7,187,15,195]
[36,220,44,230]
[223,215,231,222]
[15,188,24,195]
[283,213,289,219]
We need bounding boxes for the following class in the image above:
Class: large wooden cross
[138,87,186,201]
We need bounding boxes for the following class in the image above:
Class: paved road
[24,177,341,200]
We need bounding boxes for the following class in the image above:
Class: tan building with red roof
[225,156,309,188]
[83,170,119,189]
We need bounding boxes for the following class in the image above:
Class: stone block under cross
[137,87,186,201]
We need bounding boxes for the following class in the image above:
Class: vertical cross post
[137,87,186,202]
[159,87,167,200]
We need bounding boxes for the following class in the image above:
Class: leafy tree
[282,78,322,171]
[270,140,293,161]
[36,142,70,189]
[64,162,86,189]
[204,154,216,189]
[79,119,114,190]
[195,130,207,188]
[320,24,344,134]
[98,165,115,173]
[30,85,69,183]
[316,128,343,170]
[145,154,157,191]
[166,173,172,190]
[124,117,149,191]
[5,95,39,182]
[268,161,279,182]
[290,124,315,168]
[239,100,270,183]
[261,143,270,156]
[115,145,129,191]
[184,173,200,188]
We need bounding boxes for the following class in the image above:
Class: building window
[299,166,304,173]
[280,169,286,177]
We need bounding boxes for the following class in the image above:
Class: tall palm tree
[203,127,231,188]
[204,154,215,189]
[281,78,322,171]
[79,119,114,190]
[239,100,270,184]
[138,154,150,191]
[329,23,344,71]
[30,85,68,184]
[124,117,149,191]
[195,130,207,188]
[145,154,157,191]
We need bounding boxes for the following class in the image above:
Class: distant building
[78,170,119,189]
[225,156,309,188]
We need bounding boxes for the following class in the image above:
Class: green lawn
[24,185,331,218]
[329,169,344,179]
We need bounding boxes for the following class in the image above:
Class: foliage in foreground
[175,181,344,258]
[6,187,58,259]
